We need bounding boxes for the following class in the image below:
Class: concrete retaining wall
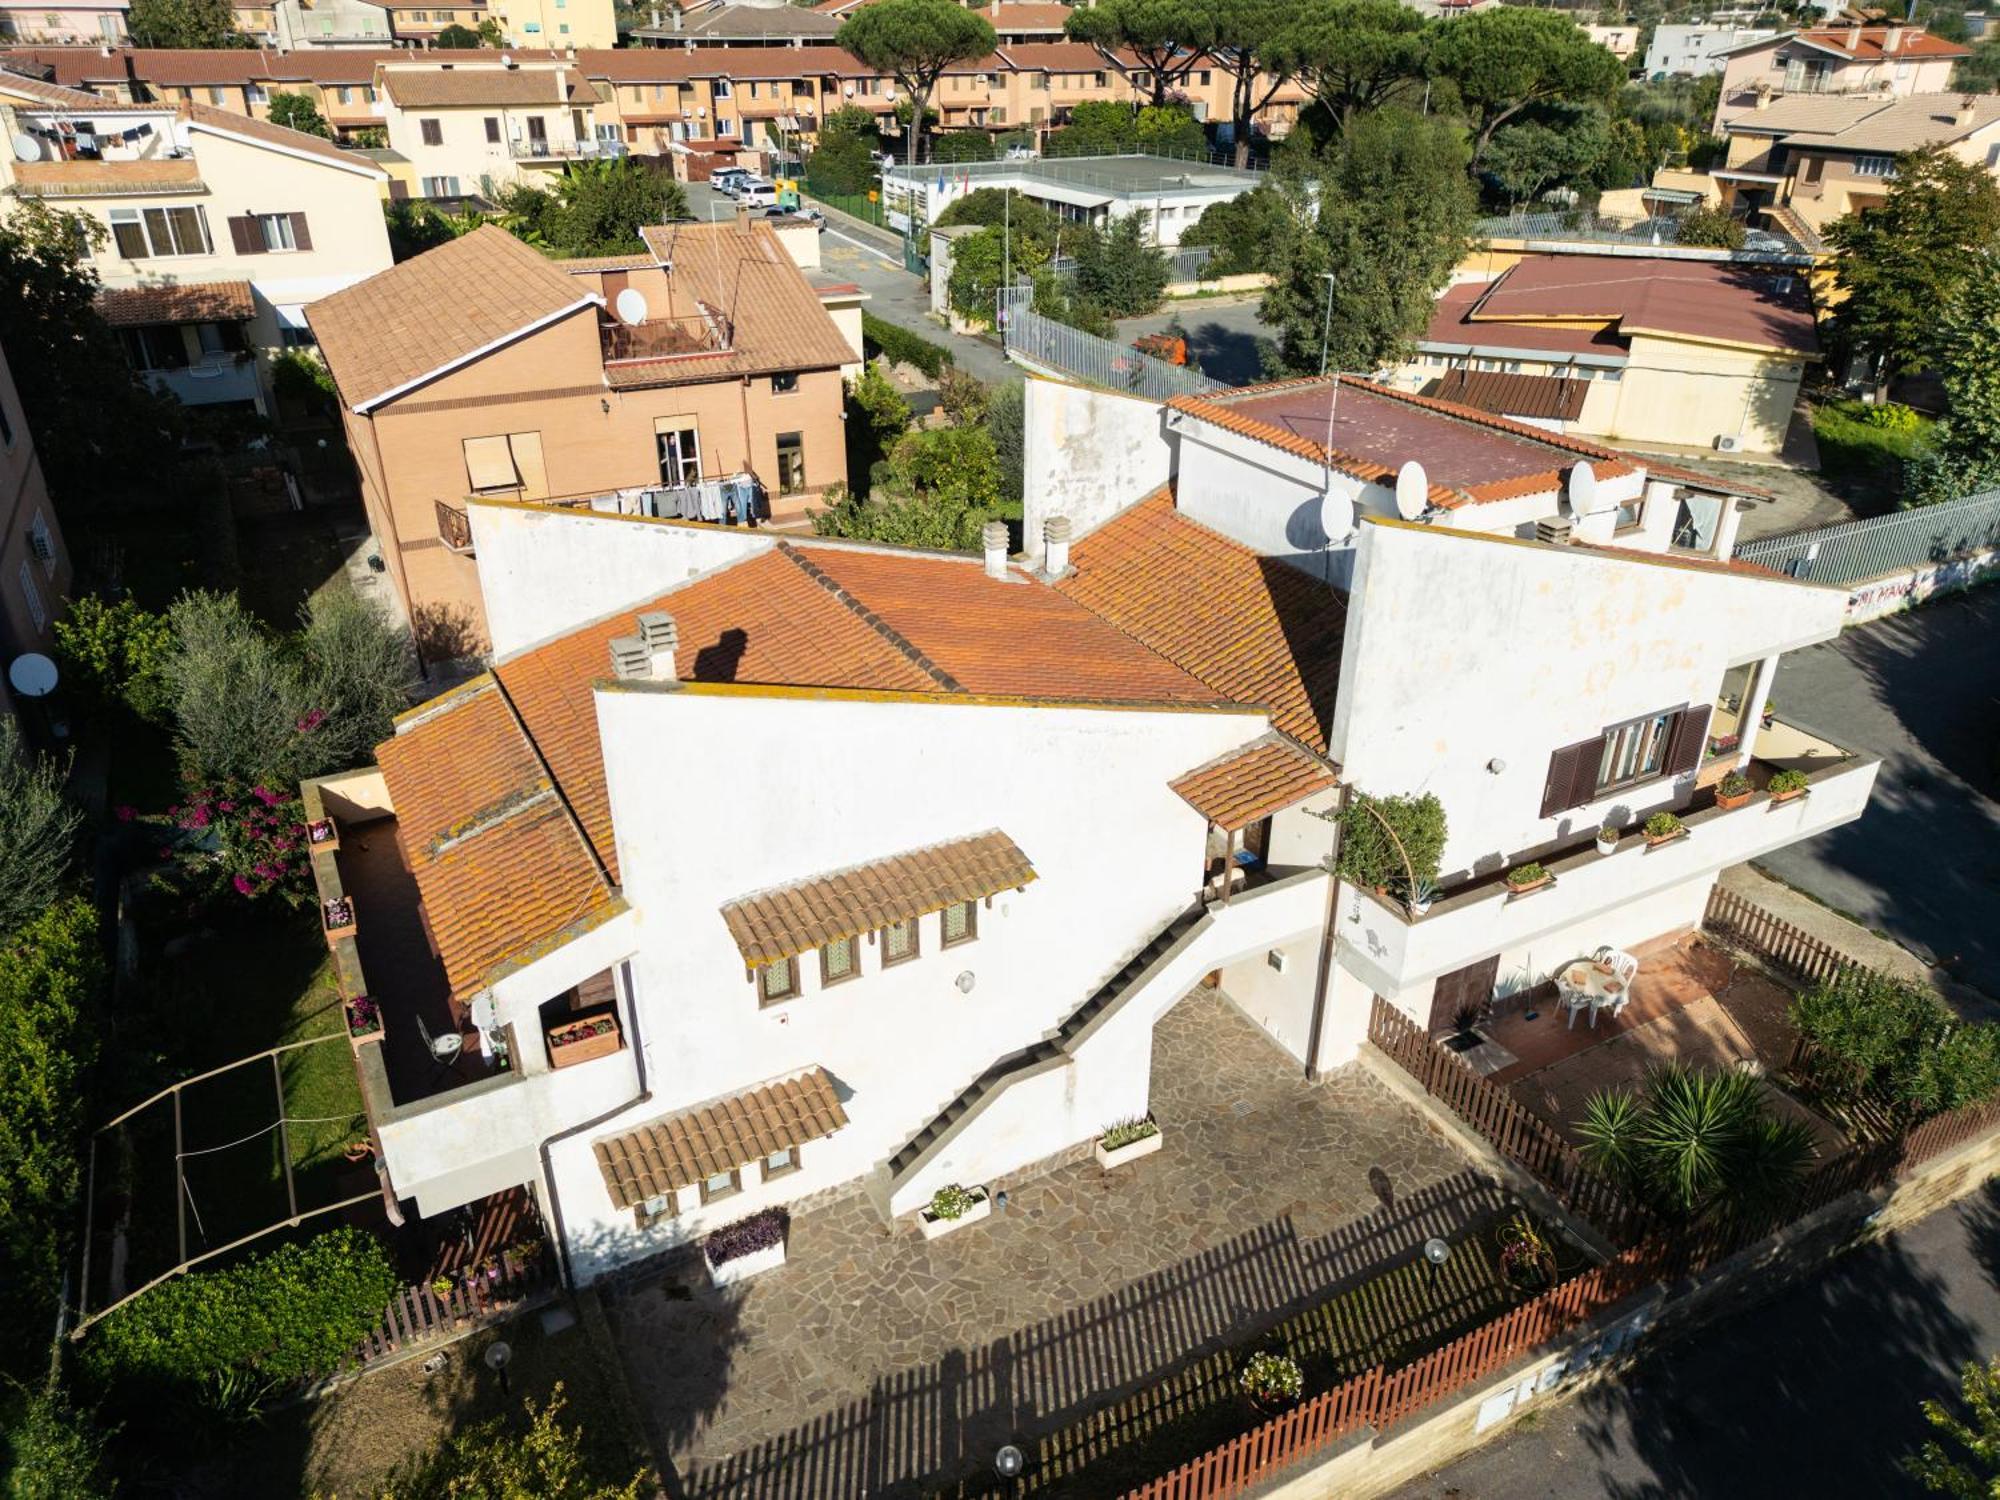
[1843,544,2000,625]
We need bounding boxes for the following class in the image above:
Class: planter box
[707,1239,786,1287]
[1643,830,1687,850]
[1769,788,1809,805]
[306,818,340,855]
[1504,875,1553,899]
[548,1014,622,1068]
[348,1022,384,1053]
[1715,790,1752,811]
[919,1189,991,1239]
[322,898,356,947]
[1095,1126,1163,1170]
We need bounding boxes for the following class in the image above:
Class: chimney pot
[983,520,1010,580]
[609,635,651,680]
[635,610,679,680]
[1042,515,1072,578]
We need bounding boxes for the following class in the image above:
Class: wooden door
[1428,953,1500,1035]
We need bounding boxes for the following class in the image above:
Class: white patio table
[1558,960,1628,1029]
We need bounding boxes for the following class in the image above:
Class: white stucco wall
[469,500,774,657]
[1021,377,1174,561]
[1217,929,1325,1065]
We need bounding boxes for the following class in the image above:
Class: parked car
[764,205,826,228]
[737,179,778,208]
[1004,144,1036,161]
[711,168,751,196]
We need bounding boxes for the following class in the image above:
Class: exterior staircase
[874,904,1210,1213]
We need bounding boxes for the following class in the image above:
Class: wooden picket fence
[351,1242,554,1371]
[1702,884,1858,987]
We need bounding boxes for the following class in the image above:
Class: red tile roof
[1789,24,1968,60]
[594,1068,850,1206]
[97,280,254,327]
[1170,735,1337,831]
[1433,368,1590,423]
[1464,256,1818,358]
[1424,280,1629,360]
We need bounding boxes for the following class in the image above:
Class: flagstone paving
[602,987,1495,1498]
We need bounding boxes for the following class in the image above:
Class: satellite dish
[1317,488,1355,545]
[614,287,649,325]
[1394,460,1428,521]
[11,132,42,164]
[7,653,58,699]
[1568,461,1610,515]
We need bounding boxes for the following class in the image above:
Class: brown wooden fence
[1702,885,1859,987]
[350,1241,554,1371]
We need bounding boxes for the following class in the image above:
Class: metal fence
[999,284,1223,401]
[1046,243,1215,282]
[1733,488,2000,585]
[1473,209,1811,261]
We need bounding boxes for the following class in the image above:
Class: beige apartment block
[0,337,71,726]
[492,0,615,48]
[1713,24,1966,131]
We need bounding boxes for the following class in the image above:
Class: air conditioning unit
[1714,434,1743,452]
[1534,515,1573,545]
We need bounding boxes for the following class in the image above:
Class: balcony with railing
[600,310,733,367]
[509,136,628,163]
[435,499,473,554]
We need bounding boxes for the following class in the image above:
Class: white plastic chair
[1557,972,1593,1030]
[1592,946,1639,1020]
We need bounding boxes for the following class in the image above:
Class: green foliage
[270,348,337,417]
[1717,770,1752,797]
[1642,811,1682,838]
[1267,0,1431,129]
[812,425,1002,548]
[935,187,1061,258]
[935,365,988,428]
[1905,254,2000,507]
[1070,212,1171,319]
[434,18,502,45]
[52,595,175,726]
[1766,768,1809,795]
[1956,36,2000,94]
[844,362,912,491]
[1180,183,1303,276]
[931,130,995,163]
[837,0,997,165]
[1239,1351,1303,1402]
[1335,789,1446,891]
[1428,6,1625,163]
[0,897,100,1342]
[1813,398,1935,501]
[1826,147,2000,388]
[264,90,332,140]
[1044,100,1206,158]
[808,106,884,195]
[1066,0,1209,105]
[125,0,246,47]
[0,724,82,941]
[499,159,688,258]
[1484,105,1613,208]
[1578,1065,1815,1226]
[1505,862,1548,887]
[945,222,1044,324]
[0,200,183,501]
[375,1383,643,1500]
[861,311,954,378]
[927,1184,980,1220]
[82,1227,398,1414]
[1791,969,2000,1121]
[1260,107,1476,375]
[987,380,1025,506]
[4,1385,116,1500]
[1909,1356,2000,1498]
[1675,203,1745,250]
[383,199,486,262]
[1099,1117,1159,1150]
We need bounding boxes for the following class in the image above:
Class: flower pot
[919,1189,991,1239]
[1715,789,1752,811]
[547,1013,622,1067]
[1644,829,1686,849]
[306,817,340,854]
[707,1239,786,1286]
[322,897,356,947]
[1504,874,1553,898]
[1770,787,1808,804]
[1596,832,1619,854]
[1095,1124,1163,1170]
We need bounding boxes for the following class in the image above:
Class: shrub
[1718,770,1753,797]
[1791,968,2000,1119]
[166,782,313,907]
[1643,811,1684,839]
[927,1184,980,1220]
[1505,862,1549,888]
[1496,1213,1558,1291]
[1335,791,1447,891]
[53,595,175,725]
[704,1208,787,1267]
[1675,203,1745,249]
[270,347,336,416]
[861,312,953,379]
[1768,768,1809,796]
[988,380,1025,506]
[3,1386,116,1500]
[380,1382,646,1500]
[1239,1351,1303,1403]
[0,720,82,940]
[1099,1118,1159,1151]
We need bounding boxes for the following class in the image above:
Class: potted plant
[1504,862,1552,896]
[1239,1351,1304,1412]
[1768,768,1810,804]
[704,1208,789,1286]
[1404,876,1439,917]
[306,816,339,853]
[1496,1212,1559,1294]
[1336,791,1447,899]
[547,1011,623,1068]
[1095,1116,1162,1169]
[322,895,356,945]
[429,1273,455,1301]
[1714,770,1754,811]
[1643,811,1686,847]
[345,993,384,1049]
[1596,824,1620,854]
[918,1182,991,1239]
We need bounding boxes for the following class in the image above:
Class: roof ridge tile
[775,541,966,692]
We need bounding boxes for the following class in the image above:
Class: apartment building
[0,337,70,728]
[1713,90,2000,233]
[1388,252,1819,456]
[1642,24,1777,80]
[272,0,398,49]
[633,0,842,46]
[0,69,391,415]
[376,55,607,198]
[0,0,124,44]
[307,219,853,651]
[303,367,1872,1286]
[490,0,615,48]
[1714,24,1967,129]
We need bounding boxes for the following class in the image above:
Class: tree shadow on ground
[1184,319,1266,387]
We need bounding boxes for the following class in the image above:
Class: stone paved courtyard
[602,987,1496,1498]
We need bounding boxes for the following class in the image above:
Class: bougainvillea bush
[704,1208,788,1268]
[165,782,312,907]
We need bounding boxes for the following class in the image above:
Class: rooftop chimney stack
[736,201,752,233]
[635,611,679,681]
[983,520,1009,580]
[1042,515,1072,579]
[1959,95,1978,126]
[609,635,651,680]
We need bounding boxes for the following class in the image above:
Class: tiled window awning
[1171,735,1338,832]
[720,829,1035,969]
[594,1067,849,1208]
[97,280,255,329]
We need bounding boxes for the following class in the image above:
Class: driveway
[1757,589,2000,998]
[1391,1181,2000,1499]
[1117,295,1272,387]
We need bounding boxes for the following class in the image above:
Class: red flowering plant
[166,781,314,907]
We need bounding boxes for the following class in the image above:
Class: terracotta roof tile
[181,98,383,170]
[1434,368,1590,423]
[1057,491,1344,755]
[0,66,157,110]
[13,158,204,196]
[1170,735,1337,832]
[594,1068,850,1206]
[378,63,593,108]
[96,280,254,327]
[307,225,594,409]
[721,829,1035,967]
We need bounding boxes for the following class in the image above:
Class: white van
[737,179,778,209]
[711,167,751,196]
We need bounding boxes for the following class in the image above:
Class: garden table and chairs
[1558,947,1640,1028]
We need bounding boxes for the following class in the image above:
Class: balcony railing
[600,312,732,365]
[508,137,628,162]
[435,499,473,554]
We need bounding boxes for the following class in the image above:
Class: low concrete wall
[1166,272,1269,299]
[1843,544,2000,625]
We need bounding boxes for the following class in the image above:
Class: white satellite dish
[1567,460,1610,515]
[1318,489,1355,546]
[614,287,649,326]
[1394,460,1429,521]
[11,132,42,164]
[8,652,58,699]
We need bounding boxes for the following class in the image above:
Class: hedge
[862,312,954,380]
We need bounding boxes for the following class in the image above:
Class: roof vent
[635,610,679,681]
[609,635,651,680]
[1042,515,1072,580]
[1535,515,1574,546]
[983,519,1009,580]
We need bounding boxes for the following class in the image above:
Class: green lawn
[1811,398,1934,509]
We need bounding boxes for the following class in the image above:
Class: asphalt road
[1754,588,2000,999]
[1116,296,1272,386]
[1393,1182,2000,1499]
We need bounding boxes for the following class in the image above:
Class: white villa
[311,372,1877,1286]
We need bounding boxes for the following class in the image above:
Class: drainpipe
[1302,786,1347,1082]
[537,959,650,1289]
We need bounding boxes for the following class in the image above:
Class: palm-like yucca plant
[1578,1064,1815,1227]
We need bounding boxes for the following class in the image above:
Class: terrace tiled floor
[603,986,1498,1498]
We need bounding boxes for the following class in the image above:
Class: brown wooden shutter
[1665,704,1712,777]
[1542,736,1603,818]
[227,215,261,254]
[288,212,312,251]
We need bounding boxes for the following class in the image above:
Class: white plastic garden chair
[1592,946,1640,1020]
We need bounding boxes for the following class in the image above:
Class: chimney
[609,635,651,680]
[1959,95,1978,126]
[1042,515,1072,579]
[671,6,682,30]
[1753,88,1771,111]
[982,520,1009,580]
[735,201,752,232]
[1534,515,1573,546]
[635,610,679,681]
[1884,25,1903,51]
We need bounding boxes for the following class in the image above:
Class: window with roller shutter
[1540,703,1712,817]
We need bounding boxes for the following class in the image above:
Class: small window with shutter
[1541,703,1712,817]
